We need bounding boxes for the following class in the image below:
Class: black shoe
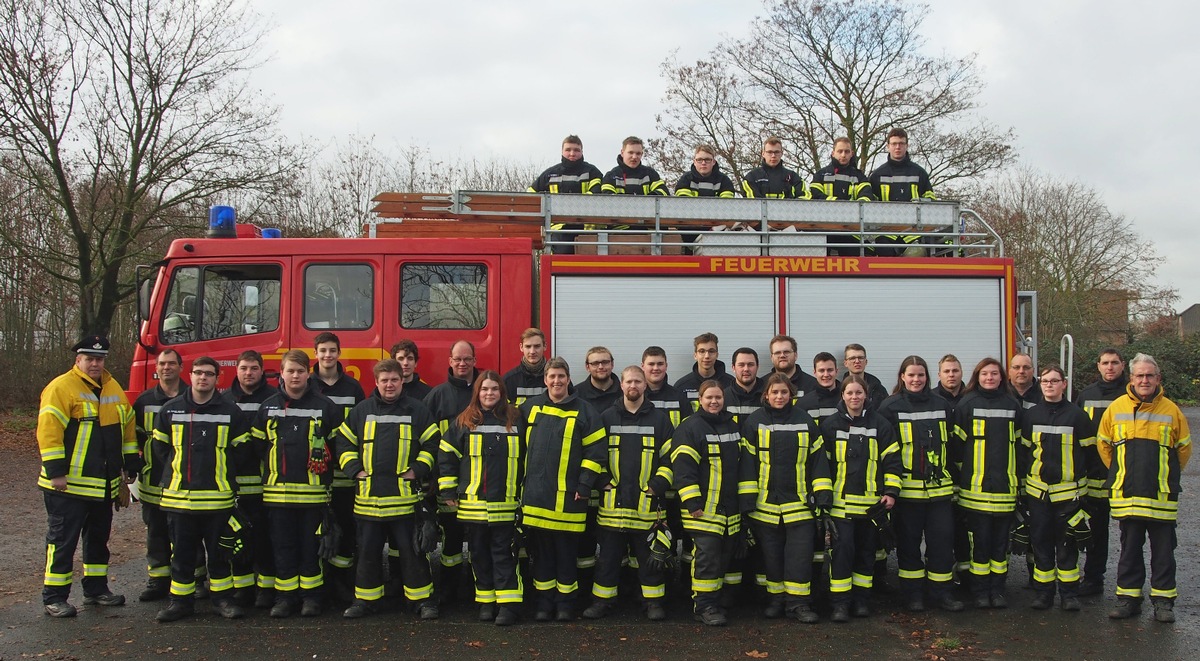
[534,609,552,622]
[852,600,871,618]
[254,589,274,609]
[343,599,375,619]
[44,601,77,618]
[193,579,209,600]
[646,601,667,621]
[555,607,574,622]
[301,597,322,617]
[694,605,727,626]
[479,603,498,621]
[270,598,296,618]
[990,593,1008,609]
[973,594,991,609]
[1061,596,1081,612]
[1153,599,1175,623]
[582,600,612,619]
[1030,593,1053,610]
[139,579,169,602]
[830,603,850,623]
[905,596,926,612]
[155,600,194,623]
[82,591,126,606]
[1109,598,1141,619]
[763,600,785,619]
[232,588,254,608]
[936,595,964,612]
[419,602,440,620]
[495,605,519,626]
[213,598,245,620]
[1076,581,1103,597]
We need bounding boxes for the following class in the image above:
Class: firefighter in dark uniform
[583,366,674,621]
[600,136,668,196]
[38,335,138,618]
[529,135,604,254]
[391,339,432,401]
[740,373,833,623]
[876,356,962,612]
[1075,348,1127,596]
[798,352,842,427]
[131,349,184,602]
[842,344,889,409]
[439,371,526,626]
[221,349,277,608]
[641,346,694,595]
[335,359,441,620]
[1008,353,1042,410]
[152,356,252,622]
[768,335,819,398]
[309,332,365,601]
[422,341,480,606]
[867,128,936,256]
[250,349,343,618]
[671,380,749,626]
[741,137,807,199]
[810,138,873,256]
[675,333,735,412]
[520,357,606,622]
[503,328,550,406]
[933,354,965,411]
[674,145,736,198]
[1098,353,1191,623]
[952,358,1024,609]
[723,348,765,424]
[572,347,621,595]
[1020,365,1093,612]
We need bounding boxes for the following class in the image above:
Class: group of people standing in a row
[36,329,1188,628]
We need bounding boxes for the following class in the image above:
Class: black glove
[413,500,440,557]
[1066,507,1092,551]
[317,504,341,561]
[820,513,839,546]
[511,510,526,558]
[733,526,754,560]
[865,501,896,552]
[644,520,676,572]
[216,508,250,561]
[1009,507,1030,556]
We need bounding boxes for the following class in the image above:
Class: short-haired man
[742,137,806,199]
[250,349,343,618]
[932,354,965,411]
[810,137,872,201]
[1098,353,1190,623]
[38,335,138,617]
[798,352,841,427]
[768,335,818,397]
[391,339,432,401]
[310,332,366,597]
[520,357,606,622]
[152,357,251,622]
[641,346,692,427]
[132,349,185,602]
[843,344,888,406]
[868,128,936,256]
[724,347,765,423]
[335,359,441,620]
[221,349,277,608]
[675,332,735,412]
[575,347,621,412]
[600,136,668,196]
[1008,354,1041,409]
[530,135,605,254]
[423,340,480,602]
[675,144,736,198]
[584,366,674,621]
[503,328,550,406]
[1075,348,1127,597]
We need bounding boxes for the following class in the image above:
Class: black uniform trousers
[1116,517,1178,601]
[962,508,1013,597]
[232,495,274,590]
[892,499,955,597]
[527,527,581,611]
[1082,495,1110,585]
[356,515,433,603]
[42,492,113,605]
[1027,497,1080,596]
[141,501,172,583]
[592,526,665,601]
[329,486,357,571]
[830,517,879,605]
[752,519,816,609]
[690,530,737,611]
[467,522,521,604]
[166,509,234,600]
[267,506,323,600]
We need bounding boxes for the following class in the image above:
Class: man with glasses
[741,137,806,199]
[843,344,888,406]
[1008,354,1041,409]
[769,335,818,397]
[576,347,621,412]
[675,145,736,198]
[1098,353,1190,623]
[868,128,936,256]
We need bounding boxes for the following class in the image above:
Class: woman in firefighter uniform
[250,349,343,618]
[519,357,606,622]
[439,371,526,626]
[1020,365,1094,611]
[738,373,832,623]
[671,379,750,626]
[952,358,1024,609]
[819,375,902,621]
[876,356,962,612]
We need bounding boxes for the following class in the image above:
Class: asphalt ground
[3,411,1198,660]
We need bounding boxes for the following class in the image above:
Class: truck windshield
[160,264,282,344]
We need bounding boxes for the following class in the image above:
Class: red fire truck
[129,191,1031,397]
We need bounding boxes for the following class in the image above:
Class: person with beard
[799,352,842,427]
[599,136,668,196]
[741,137,806,199]
[390,339,432,401]
[530,134,604,254]
[868,128,936,256]
[675,332,734,412]
[952,358,1024,609]
[768,335,819,397]
[1075,348,1128,596]
[723,347,765,424]
[503,328,550,406]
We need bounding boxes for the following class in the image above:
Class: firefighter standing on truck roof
[868,128,936,256]
[250,349,343,618]
[741,137,807,199]
[530,134,604,255]
[38,334,139,618]
[151,356,251,622]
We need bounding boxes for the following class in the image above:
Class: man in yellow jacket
[1097,353,1191,623]
[37,335,139,617]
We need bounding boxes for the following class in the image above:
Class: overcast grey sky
[249,0,1199,311]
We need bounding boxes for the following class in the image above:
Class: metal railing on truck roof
[368,191,1003,257]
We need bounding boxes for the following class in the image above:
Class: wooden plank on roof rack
[365,219,545,249]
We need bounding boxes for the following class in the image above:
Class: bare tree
[652,0,1015,187]
[968,168,1178,345]
[0,0,303,336]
